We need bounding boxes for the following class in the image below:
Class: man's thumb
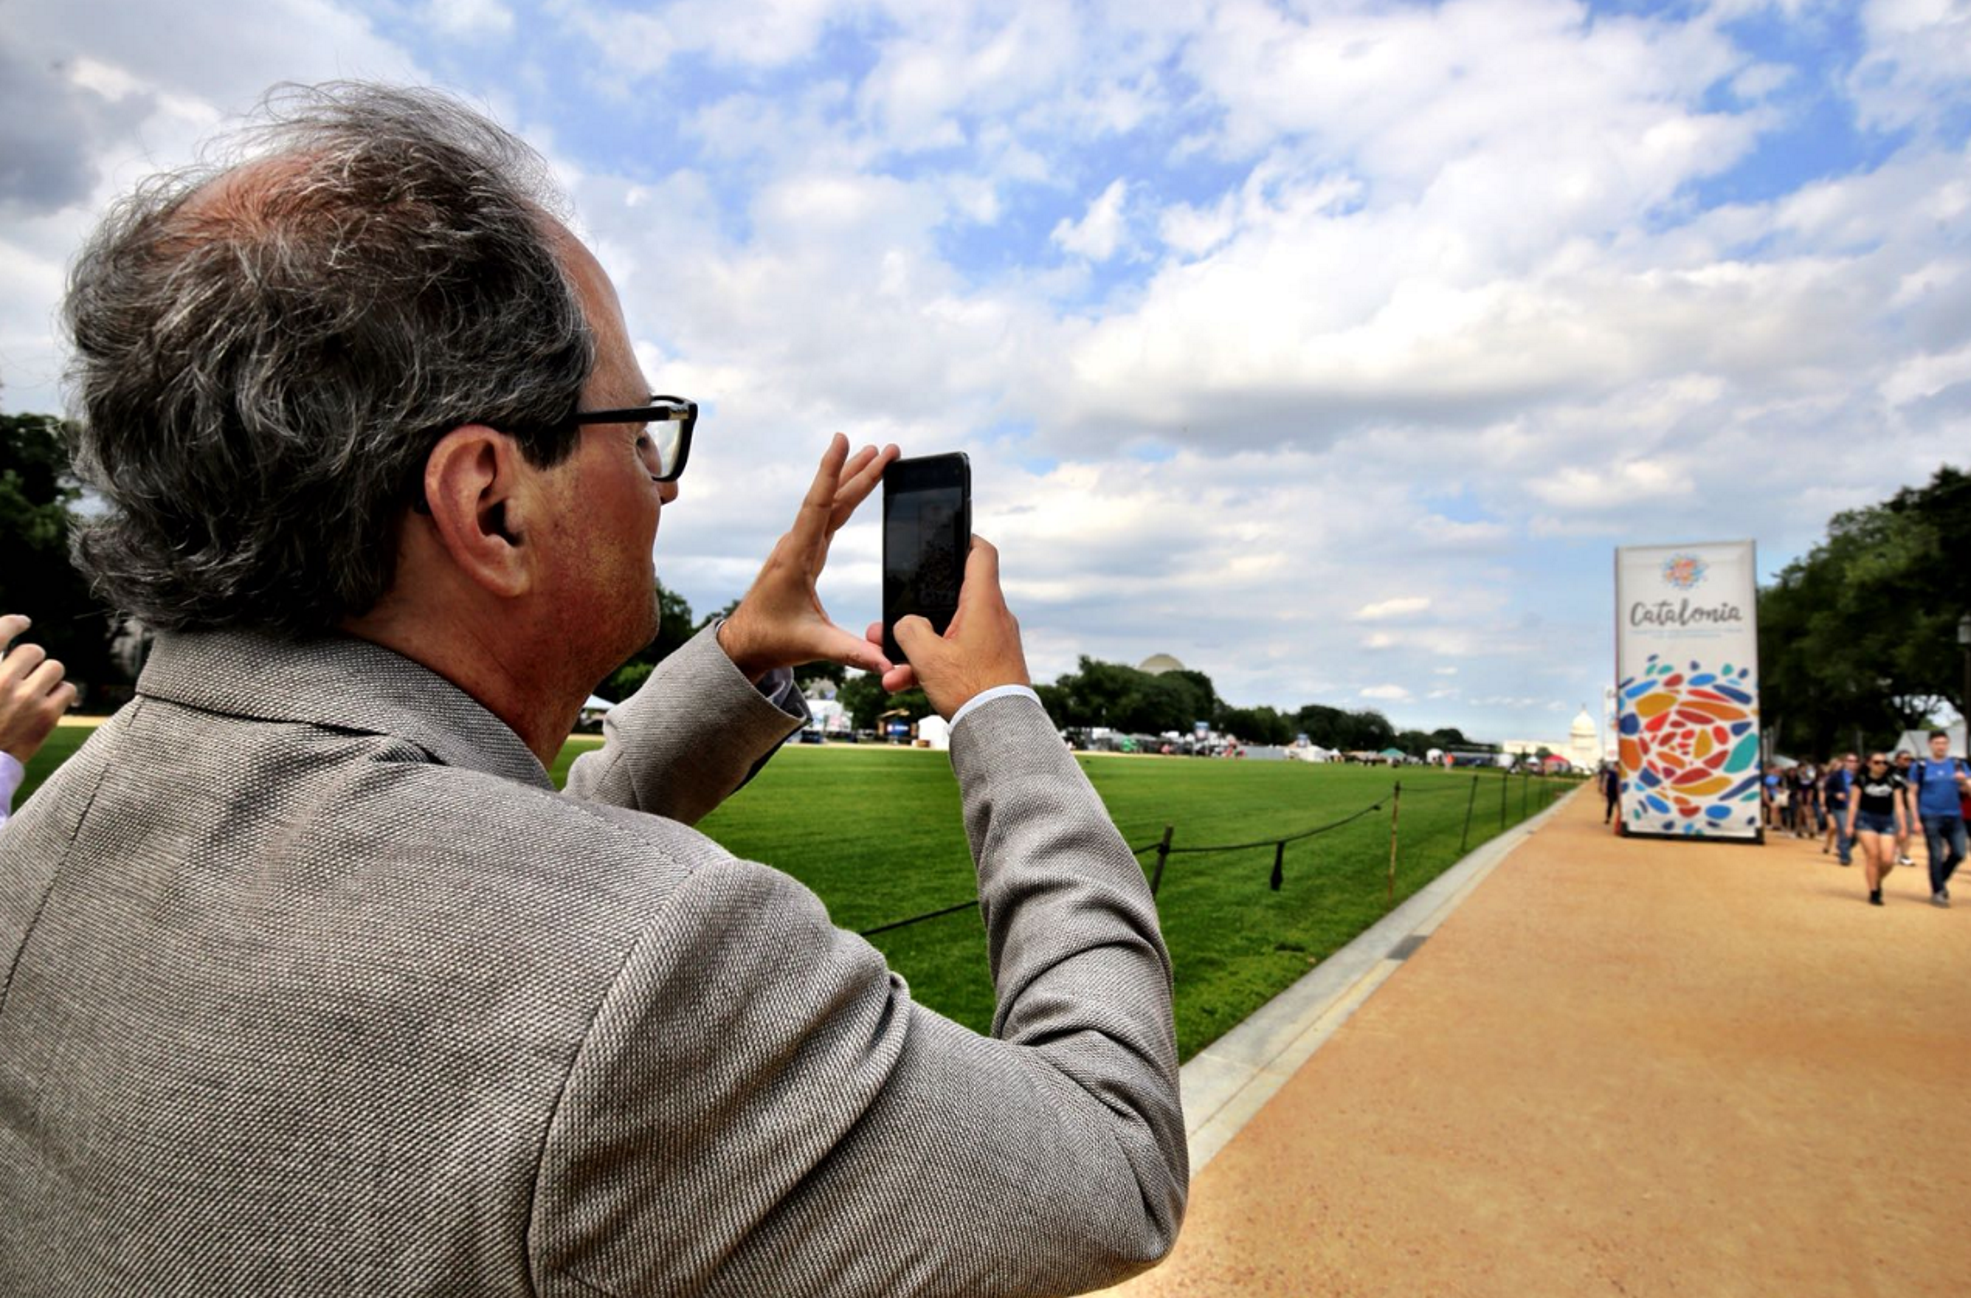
[893,615,941,667]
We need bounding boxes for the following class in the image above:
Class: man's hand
[1,614,77,765]
[717,435,900,683]
[883,538,1029,720]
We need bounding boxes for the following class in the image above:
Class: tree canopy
[0,411,119,697]
[1757,464,1968,756]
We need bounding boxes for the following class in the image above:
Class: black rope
[865,777,1492,932]
[857,899,978,937]
[1163,796,1389,855]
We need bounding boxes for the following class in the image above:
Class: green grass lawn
[15,726,93,804]
[682,746,1564,1061]
[23,723,1567,1062]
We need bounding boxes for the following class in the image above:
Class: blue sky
[3,0,1968,744]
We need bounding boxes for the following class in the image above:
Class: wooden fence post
[1460,774,1478,854]
[1150,824,1174,897]
[1385,781,1402,909]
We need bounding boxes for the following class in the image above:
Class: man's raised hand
[0,614,76,765]
[717,435,900,682]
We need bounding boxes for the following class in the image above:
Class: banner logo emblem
[1661,554,1708,591]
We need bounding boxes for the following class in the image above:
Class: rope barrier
[1162,797,1387,855]
[859,772,1567,934]
[857,899,978,937]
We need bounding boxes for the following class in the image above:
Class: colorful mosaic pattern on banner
[1617,655,1761,834]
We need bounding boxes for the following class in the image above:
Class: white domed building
[1138,653,1186,675]
[1568,706,1600,769]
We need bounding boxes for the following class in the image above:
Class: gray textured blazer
[0,624,1185,1296]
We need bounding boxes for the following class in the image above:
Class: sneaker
[1869,889,1884,906]
[1934,893,1951,909]
[1898,854,1914,867]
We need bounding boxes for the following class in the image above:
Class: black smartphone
[882,453,971,665]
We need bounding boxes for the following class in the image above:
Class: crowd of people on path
[1762,738,1971,908]
[1594,736,1970,910]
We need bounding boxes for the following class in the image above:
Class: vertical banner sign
[1614,541,1761,839]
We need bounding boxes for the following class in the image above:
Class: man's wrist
[714,617,771,685]
[952,684,1041,729]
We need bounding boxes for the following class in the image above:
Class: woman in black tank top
[1846,753,1908,906]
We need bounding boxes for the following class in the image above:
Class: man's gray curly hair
[64,82,596,636]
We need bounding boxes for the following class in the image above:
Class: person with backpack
[1823,753,1857,865]
[1910,729,1971,908]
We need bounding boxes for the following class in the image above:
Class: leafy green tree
[1396,729,1437,756]
[0,411,118,699]
[837,671,929,734]
[1758,465,1969,755]
[837,671,888,731]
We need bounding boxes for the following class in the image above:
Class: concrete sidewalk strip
[1113,791,1971,1298]
[1179,788,1578,1172]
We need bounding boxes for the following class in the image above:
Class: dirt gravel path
[1109,792,1971,1297]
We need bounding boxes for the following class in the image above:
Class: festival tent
[1894,724,1967,757]
[1378,747,1405,762]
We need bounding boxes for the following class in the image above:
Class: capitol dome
[1569,705,1600,767]
[1139,653,1186,675]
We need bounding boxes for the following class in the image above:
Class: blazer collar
[136,628,553,790]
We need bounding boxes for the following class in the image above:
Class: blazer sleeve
[564,622,808,825]
[531,693,1187,1298]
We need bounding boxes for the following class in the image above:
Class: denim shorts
[1854,810,1897,836]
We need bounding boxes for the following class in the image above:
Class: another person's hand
[718,435,900,683]
[886,538,1030,720]
[1,614,77,765]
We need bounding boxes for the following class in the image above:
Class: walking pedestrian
[1823,754,1856,864]
[1847,753,1908,906]
[1910,730,1971,908]
[1599,761,1620,825]
[1796,761,1821,838]
[1893,750,1918,866]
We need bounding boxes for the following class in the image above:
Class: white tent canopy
[1894,723,1967,758]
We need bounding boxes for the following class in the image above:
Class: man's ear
[418,425,536,599]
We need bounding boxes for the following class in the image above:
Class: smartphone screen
[883,453,971,665]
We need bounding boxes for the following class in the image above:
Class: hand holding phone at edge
[718,435,900,683]
[884,537,1030,721]
[1,614,77,765]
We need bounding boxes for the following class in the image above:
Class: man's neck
[343,603,581,767]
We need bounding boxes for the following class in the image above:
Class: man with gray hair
[0,85,1184,1295]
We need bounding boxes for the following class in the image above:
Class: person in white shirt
[0,614,76,828]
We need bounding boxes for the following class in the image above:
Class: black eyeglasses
[570,393,697,483]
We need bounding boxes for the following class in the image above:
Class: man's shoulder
[45,698,739,932]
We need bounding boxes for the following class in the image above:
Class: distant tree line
[1758,465,1969,757]
[1022,655,1476,753]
